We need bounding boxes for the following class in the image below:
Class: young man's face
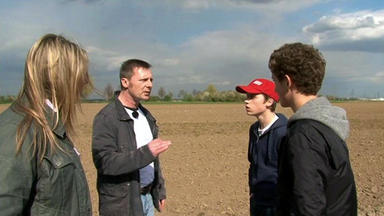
[272,74,290,107]
[244,93,270,117]
[123,67,153,102]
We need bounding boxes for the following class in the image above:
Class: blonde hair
[13,34,92,161]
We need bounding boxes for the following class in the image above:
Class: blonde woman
[0,34,93,215]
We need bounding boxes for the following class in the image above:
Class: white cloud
[0,19,46,54]
[324,50,381,79]
[368,71,384,83]
[152,26,292,90]
[162,0,323,12]
[1,0,382,98]
[161,58,180,66]
[303,10,384,52]
[320,50,384,97]
[86,46,128,71]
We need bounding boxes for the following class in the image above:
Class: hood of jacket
[288,96,349,140]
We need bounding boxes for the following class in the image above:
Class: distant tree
[158,87,166,99]
[177,89,187,99]
[0,95,15,104]
[164,91,173,101]
[222,90,244,102]
[148,96,161,101]
[103,83,114,101]
[183,93,194,101]
[206,84,218,95]
[204,84,219,101]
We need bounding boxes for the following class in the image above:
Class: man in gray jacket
[92,59,171,216]
[269,43,357,216]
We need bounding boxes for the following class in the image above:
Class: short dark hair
[268,42,326,95]
[120,59,152,80]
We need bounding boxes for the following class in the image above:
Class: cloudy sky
[0,0,383,98]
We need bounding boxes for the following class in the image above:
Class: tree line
[0,83,360,104]
[0,83,245,103]
[0,95,16,104]
[102,83,245,102]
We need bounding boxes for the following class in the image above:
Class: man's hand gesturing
[148,138,171,157]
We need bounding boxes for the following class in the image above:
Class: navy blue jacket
[248,113,287,206]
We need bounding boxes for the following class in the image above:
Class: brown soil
[0,102,383,215]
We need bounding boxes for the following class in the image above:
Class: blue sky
[0,0,383,98]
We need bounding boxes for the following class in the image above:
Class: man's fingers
[148,139,171,156]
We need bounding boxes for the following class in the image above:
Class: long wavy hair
[13,34,92,161]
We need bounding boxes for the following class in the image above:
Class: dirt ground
[0,101,383,215]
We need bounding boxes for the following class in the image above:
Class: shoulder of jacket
[289,118,315,129]
[249,121,259,131]
[93,103,120,124]
[287,119,333,151]
[267,114,287,131]
[140,105,156,122]
[0,107,21,125]
[97,102,117,115]
[287,119,321,141]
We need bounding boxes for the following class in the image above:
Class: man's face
[272,74,290,107]
[125,67,153,102]
[244,93,270,117]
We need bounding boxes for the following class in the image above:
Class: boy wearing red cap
[236,78,287,216]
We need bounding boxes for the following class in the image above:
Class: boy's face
[272,74,290,108]
[244,93,271,117]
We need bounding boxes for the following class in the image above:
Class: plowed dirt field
[1,101,383,215]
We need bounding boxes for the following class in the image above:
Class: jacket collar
[253,113,287,137]
[52,121,66,139]
[113,91,156,123]
[114,91,131,121]
[44,106,66,139]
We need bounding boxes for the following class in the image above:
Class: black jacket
[92,93,166,216]
[248,113,287,206]
[277,97,357,216]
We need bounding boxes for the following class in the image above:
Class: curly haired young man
[269,43,357,216]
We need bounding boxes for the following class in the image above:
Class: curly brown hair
[268,42,326,95]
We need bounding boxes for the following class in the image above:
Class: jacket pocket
[99,182,129,198]
[99,182,131,215]
[35,153,77,211]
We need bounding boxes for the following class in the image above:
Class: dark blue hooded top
[248,113,287,206]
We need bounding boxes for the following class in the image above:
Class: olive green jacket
[0,104,92,215]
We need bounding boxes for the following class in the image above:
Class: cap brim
[236,85,262,94]
[235,86,247,93]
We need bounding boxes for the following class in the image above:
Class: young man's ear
[284,74,293,89]
[265,96,274,107]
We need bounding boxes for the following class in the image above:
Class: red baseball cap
[235,78,279,102]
